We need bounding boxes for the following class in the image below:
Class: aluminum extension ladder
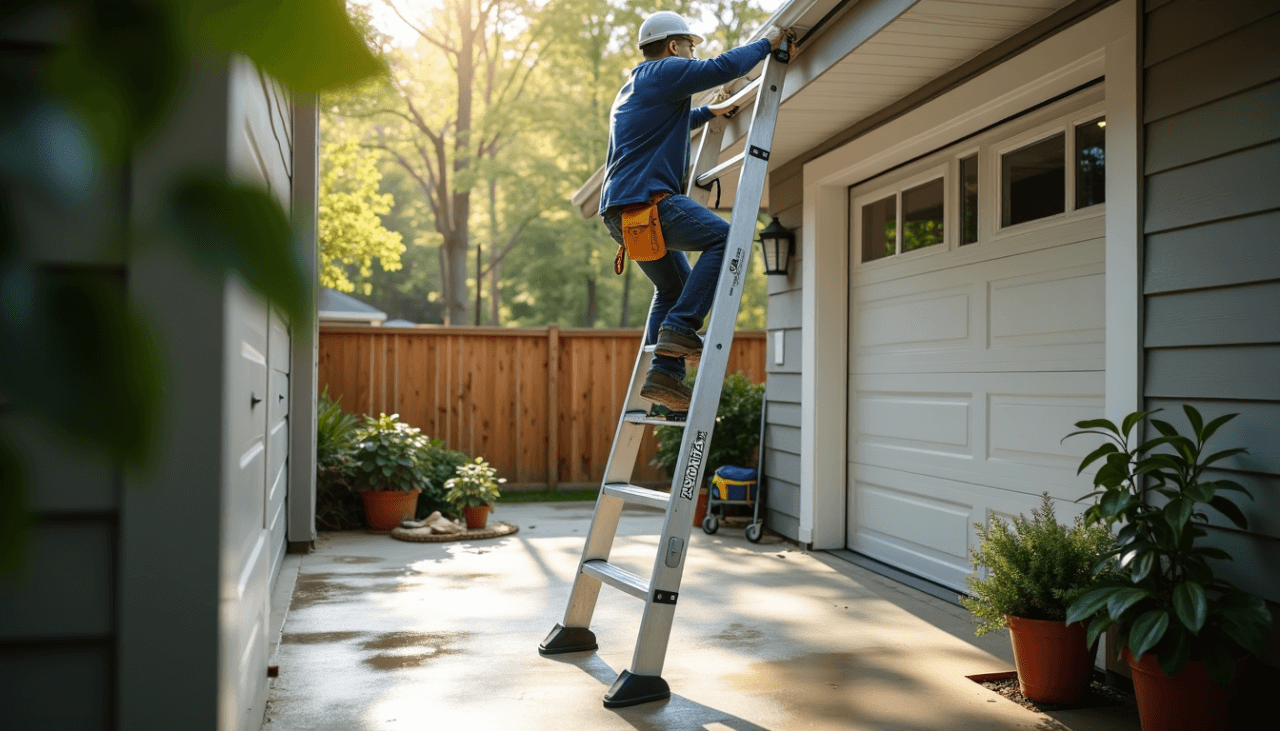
[538,39,791,709]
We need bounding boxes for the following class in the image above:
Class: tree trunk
[584,275,596,326]
[489,259,500,325]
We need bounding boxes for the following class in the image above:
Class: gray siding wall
[763,166,805,541]
[1,20,304,731]
[1142,0,1280,610]
[0,24,126,730]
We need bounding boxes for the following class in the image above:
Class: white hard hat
[637,11,704,50]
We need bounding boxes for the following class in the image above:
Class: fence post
[546,324,559,490]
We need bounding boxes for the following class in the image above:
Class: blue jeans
[603,194,728,379]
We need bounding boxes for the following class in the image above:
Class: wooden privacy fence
[318,325,767,488]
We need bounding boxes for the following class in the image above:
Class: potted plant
[961,492,1116,703]
[351,413,435,530]
[315,389,364,530]
[1064,407,1272,731]
[444,457,505,529]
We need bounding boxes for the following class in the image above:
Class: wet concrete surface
[264,503,1140,731]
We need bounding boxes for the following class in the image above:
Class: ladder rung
[581,559,649,600]
[623,411,687,427]
[603,482,671,510]
[705,76,762,116]
[696,151,745,188]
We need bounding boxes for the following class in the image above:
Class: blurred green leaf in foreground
[0,0,386,578]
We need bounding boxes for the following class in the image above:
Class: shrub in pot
[416,438,469,519]
[315,389,364,530]
[351,413,435,530]
[652,371,763,476]
[961,492,1116,703]
[444,457,505,529]
[1064,407,1272,731]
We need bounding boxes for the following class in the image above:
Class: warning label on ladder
[680,431,708,500]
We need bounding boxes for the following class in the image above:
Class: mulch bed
[976,673,1133,713]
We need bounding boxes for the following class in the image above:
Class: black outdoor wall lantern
[758,216,795,276]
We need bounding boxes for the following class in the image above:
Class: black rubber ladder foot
[603,670,670,708]
[538,624,598,656]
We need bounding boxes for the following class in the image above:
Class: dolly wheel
[745,522,763,543]
[702,515,719,534]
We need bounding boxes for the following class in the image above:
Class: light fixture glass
[758,216,795,276]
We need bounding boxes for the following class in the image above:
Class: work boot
[640,369,691,411]
[655,327,702,367]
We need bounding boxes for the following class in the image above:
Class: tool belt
[614,192,670,275]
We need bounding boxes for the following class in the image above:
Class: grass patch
[499,488,600,503]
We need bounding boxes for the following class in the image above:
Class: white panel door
[847,225,1106,589]
[843,88,1108,590]
[265,305,290,581]
[219,56,293,731]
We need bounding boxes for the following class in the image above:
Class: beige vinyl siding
[1142,0,1280,618]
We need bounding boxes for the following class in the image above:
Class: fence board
[318,326,766,489]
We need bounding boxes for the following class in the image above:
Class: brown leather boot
[640,369,691,411]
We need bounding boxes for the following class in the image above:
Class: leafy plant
[0,0,384,575]
[651,371,764,477]
[350,413,434,493]
[444,457,505,509]
[1064,406,1272,685]
[961,492,1116,635]
[417,439,469,515]
[314,389,363,530]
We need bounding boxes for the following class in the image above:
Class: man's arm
[658,38,772,102]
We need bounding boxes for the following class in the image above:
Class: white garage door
[846,88,1107,591]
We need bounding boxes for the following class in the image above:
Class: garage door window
[1076,117,1106,209]
[856,168,947,264]
[1001,133,1065,227]
[851,92,1105,263]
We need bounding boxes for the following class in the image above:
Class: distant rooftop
[319,287,387,325]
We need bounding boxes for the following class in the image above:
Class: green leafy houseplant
[652,371,764,477]
[1064,407,1273,685]
[444,458,506,509]
[962,492,1116,635]
[418,440,470,513]
[351,413,434,493]
[315,389,363,530]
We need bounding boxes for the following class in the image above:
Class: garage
[845,85,1108,591]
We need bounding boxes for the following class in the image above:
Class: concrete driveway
[264,502,1139,731]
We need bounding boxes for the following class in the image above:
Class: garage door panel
[851,371,1103,498]
[847,465,1093,590]
[847,470,977,589]
[857,290,972,351]
[988,394,1106,471]
[853,391,972,453]
[989,266,1105,347]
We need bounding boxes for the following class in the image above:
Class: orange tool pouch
[614,193,669,275]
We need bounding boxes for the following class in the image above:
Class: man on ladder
[539,13,796,708]
[600,11,793,412]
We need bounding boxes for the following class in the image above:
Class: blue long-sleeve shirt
[599,38,772,214]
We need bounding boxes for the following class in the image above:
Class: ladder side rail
[685,116,728,206]
[629,49,790,679]
[559,299,660,630]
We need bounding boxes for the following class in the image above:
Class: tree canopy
[326,0,774,329]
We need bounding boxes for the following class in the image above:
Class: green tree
[319,137,405,295]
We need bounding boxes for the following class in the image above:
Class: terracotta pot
[361,489,421,531]
[463,505,491,529]
[1005,614,1094,703]
[1124,648,1243,731]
